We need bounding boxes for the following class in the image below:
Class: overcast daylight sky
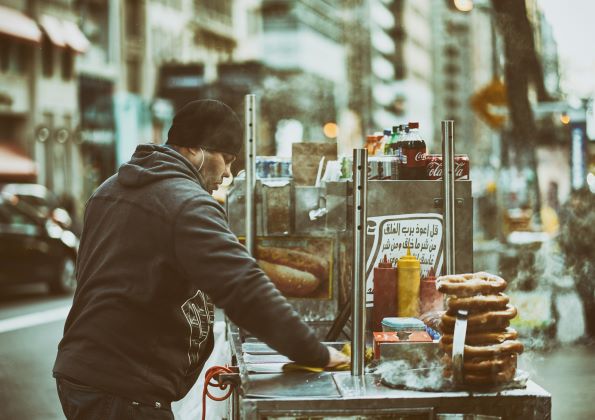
[539,0,595,99]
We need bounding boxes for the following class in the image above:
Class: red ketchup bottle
[419,267,444,314]
[373,255,397,332]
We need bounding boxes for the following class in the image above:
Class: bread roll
[256,246,328,280]
[258,260,320,297]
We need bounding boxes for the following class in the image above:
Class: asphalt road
[530,343,595,420]
[0,283,593,420]
[0,284,71,420]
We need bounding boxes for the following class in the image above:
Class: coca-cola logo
[428,161,442,177]
[415,152,426,162]
[455,161,465,177]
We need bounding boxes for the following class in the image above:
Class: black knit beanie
[166,99,243,156]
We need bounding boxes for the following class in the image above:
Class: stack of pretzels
[436,272,523,386]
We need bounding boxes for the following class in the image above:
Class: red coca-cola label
[403,148,427,168]
[426,154,470,180]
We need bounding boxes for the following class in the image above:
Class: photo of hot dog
[254,242,332,299]
[257,260,320,297]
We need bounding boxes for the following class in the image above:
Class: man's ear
[187,147,198,156]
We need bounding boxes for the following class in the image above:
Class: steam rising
[375,359,448,391]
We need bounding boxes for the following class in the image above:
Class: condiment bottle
[372,255,397,332]
[419,267,444,314]
[397,247,421,317]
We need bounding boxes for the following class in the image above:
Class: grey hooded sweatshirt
[53,144,328,406]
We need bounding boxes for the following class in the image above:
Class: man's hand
[326,346,350,368]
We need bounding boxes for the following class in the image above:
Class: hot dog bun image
[255,245,330,298]
[257,260,320,297]
[257,247,328,280]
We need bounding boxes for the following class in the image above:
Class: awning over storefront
[40,15,90,53]
[39,14,66,47]
[0,5,42,43]
[0,143,37,183]
[62,20,90,53]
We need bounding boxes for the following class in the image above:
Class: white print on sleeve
[181,290,214,374]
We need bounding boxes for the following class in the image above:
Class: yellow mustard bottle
[397,247,421,317]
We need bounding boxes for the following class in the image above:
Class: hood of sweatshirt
[117,144,205,189]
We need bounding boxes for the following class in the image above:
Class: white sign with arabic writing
[365,213,443,306]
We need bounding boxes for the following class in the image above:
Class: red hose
[202,365,234,420]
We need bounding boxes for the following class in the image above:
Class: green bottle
[385,125,401,156]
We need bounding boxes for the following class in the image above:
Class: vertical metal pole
[351,148,368,376]
[245,94,256,255]
[231,387,240,420]
[442,121,456,275]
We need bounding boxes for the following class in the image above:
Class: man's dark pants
[56,377,174,420]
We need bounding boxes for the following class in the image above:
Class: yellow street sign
[470,79,508,129]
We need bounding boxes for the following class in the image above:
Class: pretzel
[440,305,517,330]
[463,354,517,373]
[439,319,510,335]
[437,272,507,297]
[440,328,518,346]
[442,353,517,374]
[446,293,510,312]
[463,361,516,385]
[440,340,524,358]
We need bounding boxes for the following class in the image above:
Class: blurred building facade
[432,0,478,157]
[391,0,434,146]
[0,0,258,215]
[344,0,434,146]
[3,0,567,218]
[0,0,89,215]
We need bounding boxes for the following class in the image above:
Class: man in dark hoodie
[53,99,348,419]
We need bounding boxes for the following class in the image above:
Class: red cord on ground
[202,365,234,420]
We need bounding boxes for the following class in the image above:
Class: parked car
[0,191,78,294]
[0,183,73,230]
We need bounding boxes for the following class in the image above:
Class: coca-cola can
[368,157,382,180]
[455,155,470,179]
[426,154,470,180]
[380,157,398,180]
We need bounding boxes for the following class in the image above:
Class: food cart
[222,95,551,419]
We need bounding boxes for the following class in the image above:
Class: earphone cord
[197,148,205,172]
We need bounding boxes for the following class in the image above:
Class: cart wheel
[49,256,76,295]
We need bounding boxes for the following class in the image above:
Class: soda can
[272,158,282,178]
[340,156,353,179]
[454,154,470,180]
[255,159,263,178]
[379,156,397,180]
[264,158,274,178]
[426,154,442,180]
[426,154,470,180]
[281,159,292,178]
[368,157,382,180]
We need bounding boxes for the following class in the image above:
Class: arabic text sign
[365,213,443,305]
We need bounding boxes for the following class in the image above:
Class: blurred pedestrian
[53,99,348,419]
[558,187,595,339]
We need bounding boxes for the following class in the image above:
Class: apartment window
[42,37,54,77]
[247,9,261,35]
[198,0,232,25]
[0,40,9,72]
[61,49,74,80]
[127,58,141,94]
[444,81,458,92]
[126,0,142,38]
[14,43,28,74]
[445,97,460,109]
[444,45,459,58]
[444,63,460,75]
